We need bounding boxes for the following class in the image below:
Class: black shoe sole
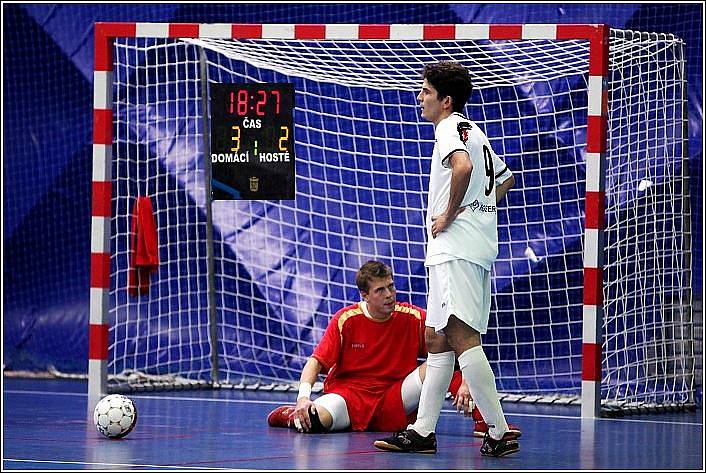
[481,445,520,457]
[373,440,437,454]
[473,430,522,439]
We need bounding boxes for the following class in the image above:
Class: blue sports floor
[2,378,703,470]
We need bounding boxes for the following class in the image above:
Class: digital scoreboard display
[210,83,295,200]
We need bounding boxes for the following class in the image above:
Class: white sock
[409,351,455,437]
[458,346,509,440]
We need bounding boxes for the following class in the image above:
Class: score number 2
[279,126,288,152]
[229,125,291,153]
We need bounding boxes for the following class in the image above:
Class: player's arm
[496,174,514,204]
[293,357,324,431]
[431,151,472,238]
[492,151,514,204]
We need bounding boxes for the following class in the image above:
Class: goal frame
[89,22,610,417]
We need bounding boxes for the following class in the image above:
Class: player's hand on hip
[431,208,465,238]
[430,214,449,238]
[293,398,315,432]
[453,382,474,417]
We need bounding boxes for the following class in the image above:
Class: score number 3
[229,125,291,153]
[231,125,241,152]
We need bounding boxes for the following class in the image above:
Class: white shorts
[426,258,491,334]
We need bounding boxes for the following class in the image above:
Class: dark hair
[356,260,393,293]
[422,61,473,113]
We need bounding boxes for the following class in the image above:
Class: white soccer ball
[93,394,138,439]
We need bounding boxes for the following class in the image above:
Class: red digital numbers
[228,90,248,115]
[272,90,280,114]
[256,90,267,116]
[228,89,282,116]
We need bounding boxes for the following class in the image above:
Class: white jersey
[425,113,511,270]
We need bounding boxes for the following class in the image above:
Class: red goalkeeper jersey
[312,301,427,397]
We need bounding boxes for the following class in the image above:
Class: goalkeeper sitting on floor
[267,260,521,436]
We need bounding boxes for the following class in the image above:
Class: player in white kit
[374,61,518,457]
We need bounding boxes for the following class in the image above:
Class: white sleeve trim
[494,164,513,184]
[441,149,469,168]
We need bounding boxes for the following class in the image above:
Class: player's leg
[368,376,415,432]
[267,394,349,433]
[408,261,458,439]
[374,263,454,453]
[401,362,464,415]
[409,313,456,437]
[443,259,518,456]
[373,334,452,453]
[445,315,510,437]
[393,330,521,442]
[449,322,518,456]
[312,393,350,432]
[406,360,520,439]
[267,403,333,432]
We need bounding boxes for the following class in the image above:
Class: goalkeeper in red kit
[267,260,520,436]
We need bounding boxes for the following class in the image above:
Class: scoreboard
[209,83,295,200]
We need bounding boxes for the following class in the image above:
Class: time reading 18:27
[209,82,295,200]
[229,89,281,116]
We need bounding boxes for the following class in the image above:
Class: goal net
[97,24,694,413]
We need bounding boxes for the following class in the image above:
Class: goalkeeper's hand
[452,380,475,417]
[293,398,316,432]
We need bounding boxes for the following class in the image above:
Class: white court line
[3,458,230,470]
[5,389,702,427]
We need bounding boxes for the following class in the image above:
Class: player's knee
[313,393,350,431]
[424,327,449,353]
[307,405,328,433]
[446,316,481,353]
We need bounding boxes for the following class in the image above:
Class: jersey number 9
[482,145,494,197]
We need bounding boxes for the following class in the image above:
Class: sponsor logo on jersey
[468,199,496,213]
[351,343,366,349]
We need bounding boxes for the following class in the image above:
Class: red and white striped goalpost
[89,22,609,417]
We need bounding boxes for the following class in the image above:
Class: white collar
[360,301,373,320]
[359,301,393,322]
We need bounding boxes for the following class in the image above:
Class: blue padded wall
[3,4,701,390]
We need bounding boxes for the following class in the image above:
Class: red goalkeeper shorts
[327,377,417,432]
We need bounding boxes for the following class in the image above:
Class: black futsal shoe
[373,429,437,454]
[480,431,520,457]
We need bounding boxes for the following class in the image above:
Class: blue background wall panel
[3,4,701,391]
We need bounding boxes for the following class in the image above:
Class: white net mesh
[111,40,213,382]
[186,37,590,89]
[107,29,694,408]
[602,30,693,407]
